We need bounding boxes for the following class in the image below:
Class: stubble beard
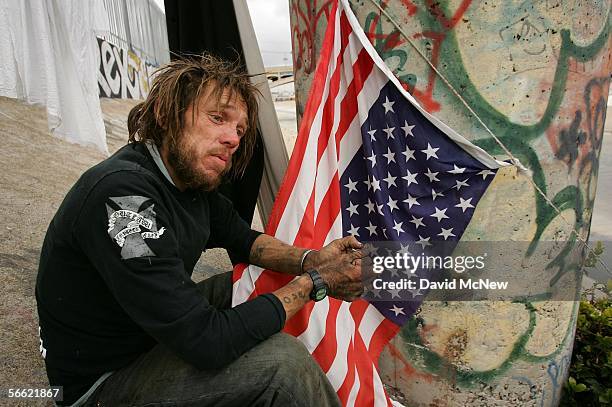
[166,138,230,191]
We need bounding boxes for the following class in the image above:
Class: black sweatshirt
[35,143,285,405]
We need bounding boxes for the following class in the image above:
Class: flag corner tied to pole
[233,0,513,405]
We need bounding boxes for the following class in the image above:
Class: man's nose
[220,127,241,150]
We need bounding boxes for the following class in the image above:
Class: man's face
[165,87,248,191]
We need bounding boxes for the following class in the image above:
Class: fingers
[335,236,363,251]
[330,281,365,302]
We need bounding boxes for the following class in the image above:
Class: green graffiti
[358,0,609,269]
[357,0,610,386]
[398,300,580,386]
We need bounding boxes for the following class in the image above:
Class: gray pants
[83,272,341,407]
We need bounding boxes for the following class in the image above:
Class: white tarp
[0,0,108,154]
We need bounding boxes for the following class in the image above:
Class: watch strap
[305,269,328,301]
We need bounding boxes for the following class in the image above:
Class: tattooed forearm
[273,275,313,320]
[250,242,266,264]
[249,234,309,275]
[281,290,307,305]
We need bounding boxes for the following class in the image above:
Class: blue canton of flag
[339,82,498,325]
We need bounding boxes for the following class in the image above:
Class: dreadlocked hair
[127,52,260,178]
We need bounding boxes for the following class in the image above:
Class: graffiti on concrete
[291,0,610,404]
[96,37,157,99]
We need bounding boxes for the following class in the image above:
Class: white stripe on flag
[297,298,330,353]
[323,212,343,246]
[358,304,386,349]
[346,365,360,407]
[326,302,354,390]
[232,265,264,305]
[373,361,389,407]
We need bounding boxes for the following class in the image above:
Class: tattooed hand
[304,236,366,302]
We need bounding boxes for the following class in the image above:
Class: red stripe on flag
[265,2,339,237]
[336,339,356,404]
[231,263,248,283]
[316,12,354,162]
[312,172,341,248]
[368,318,400,369]
[311,299,342,372]
[334,48,375,158]
[284,301,316,336]
[349,300,371,326]
[354,330,376,406]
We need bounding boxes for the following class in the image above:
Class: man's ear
[153,100,167,130]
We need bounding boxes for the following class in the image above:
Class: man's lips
[208,154,230,171]
[213,154,229,163]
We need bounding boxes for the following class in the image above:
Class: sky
[246,0,293,67]
[153,0,293,68]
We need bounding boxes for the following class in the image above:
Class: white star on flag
[344,178,358,193]
[382,96,395,114]
[407,287,423,298]
[365,199,375,213]
[448,164,466,174]
[387,288,401,299]
[454,179,470,190]
[383,147,396,164]
[383,173,397,188]
[478,169,495,179]
[401,121,415,137]
[402,146,415,161]
[366,152,376,168]
[421,143,439,160]
[390,304,405,316]
[367,128,377,141]
[438,227,456,240]
[455,197,475,212]
[347,224,359,237]
[346,201,359,217]
[416,235,432,249]
[403,194,420,209]
[402,170,418,186]
[366,222,377,236]
[387,197,399,212]
[431,207,449,222]
[410,215,425,229]
[383,124,395,140]
[371,176,381,192]
[424,168,440,182]
[431,189,444,200]
[392,220,404,236]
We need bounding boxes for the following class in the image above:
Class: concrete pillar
[290,0,610,405]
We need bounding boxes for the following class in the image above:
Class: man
[36,53,365,406]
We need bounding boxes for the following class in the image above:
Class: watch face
[314,287,327,301]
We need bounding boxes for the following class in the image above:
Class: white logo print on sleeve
[106,195,166,259]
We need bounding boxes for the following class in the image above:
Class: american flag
[232,0,511,404]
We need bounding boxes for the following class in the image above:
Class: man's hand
[249,234,369,320]
[303,236,366,302]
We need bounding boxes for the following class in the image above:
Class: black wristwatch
[305,269,328,302]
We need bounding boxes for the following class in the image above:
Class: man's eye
[210,114,223,123]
